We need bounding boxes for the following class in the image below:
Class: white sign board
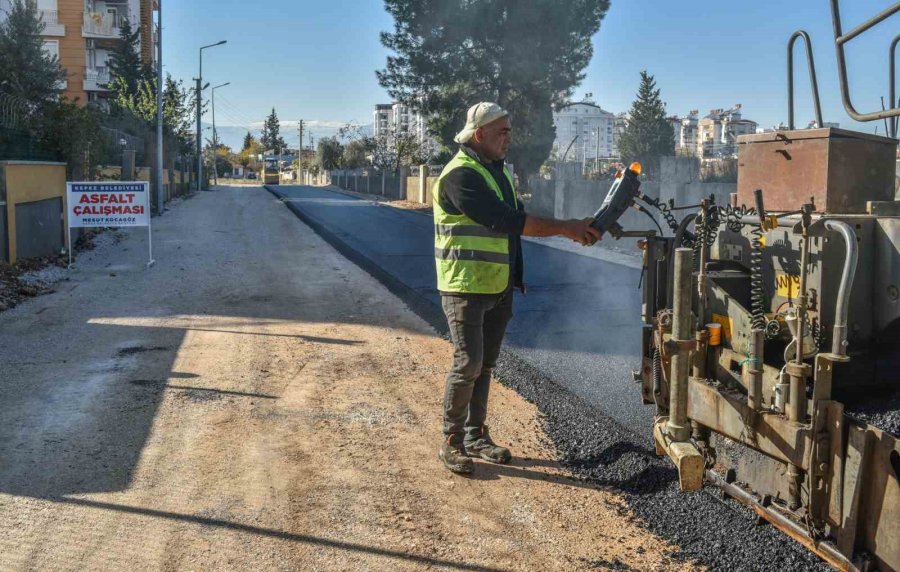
[66,181,154,267]
[67,181,150,228]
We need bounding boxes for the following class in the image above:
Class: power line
[215,95,263,130]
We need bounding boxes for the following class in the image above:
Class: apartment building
[667,110,699,155]
[552,98,618,163]
[373,103,392,138]
[696,104,758,158]
[1,0,157,104]
[372,102,433,148]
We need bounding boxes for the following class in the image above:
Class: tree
[0,0,67,104]
[316,137,344,170]
[161,76,196,153]
[107,17,149,98]
[110,74,195,144]
[378,0,609,184]
[260,108,286,155]
[242,132,257,151]
[615,71,675,176]
[368,128,435,172]
[342,140,369,168]
[202,139,233,180]
[35,101,112,177]
[340,121,434,172]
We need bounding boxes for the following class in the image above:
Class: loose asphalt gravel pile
[492,351,830,572]
[270,186,833,571]
[846,392,900,437]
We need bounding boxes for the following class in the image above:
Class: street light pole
[155,0,163,215]
[197,40,226,192]
[211,82,230,186]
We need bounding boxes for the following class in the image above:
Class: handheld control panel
[590,163,643,237]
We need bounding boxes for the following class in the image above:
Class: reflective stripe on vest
[432,149,517,295]
[434,224,506,239]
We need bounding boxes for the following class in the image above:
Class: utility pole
[211,82,230,187]
[595,125,600,177]
[155,0,163,215]
[298,119,304,167]
[197,40,226,192]
[195,77,201,192]
[211,89,217,186]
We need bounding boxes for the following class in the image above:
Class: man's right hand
[522,215,603,246]
[561,219,602,246]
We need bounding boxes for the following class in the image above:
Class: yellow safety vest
[433,149,518,294]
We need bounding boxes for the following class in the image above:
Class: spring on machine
[642,195,682,238]
[651,347,663,408]
[718,204,754,233]
[749,224,767,332]
[692,205,720,271]
[692,221,705,270]
[659,203,680,235]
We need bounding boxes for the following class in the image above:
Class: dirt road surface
[0,187,693,571]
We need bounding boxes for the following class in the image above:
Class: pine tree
[616,71,675,176]
[108,17,149,97]
[242,132,256,151]
[378,0,609,184]
[260,108,286,155]
[0,0,67,104]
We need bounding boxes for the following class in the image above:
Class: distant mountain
[204,121,374,152]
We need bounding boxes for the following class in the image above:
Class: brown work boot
[439,438,474,475]
[464,426,512,464]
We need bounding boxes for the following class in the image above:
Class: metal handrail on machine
[788,31,824,130]
[829,0,900,123]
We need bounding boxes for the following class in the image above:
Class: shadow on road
[180,326,364,344]
[49,496,504,572]
[469,457,605,493]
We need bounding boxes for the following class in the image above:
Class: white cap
[454,102,509,144]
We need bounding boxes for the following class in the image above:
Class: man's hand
[561,219,602,246]
[522,215,602,246]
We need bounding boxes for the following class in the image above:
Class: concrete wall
[97,166,123,180]
[658,156,735,210]
[96,165,189,203]
[330,169,408,199]
[0,161,68,264]
[526,156,737,254]
[406,176,421,202]
[405,173,438,205]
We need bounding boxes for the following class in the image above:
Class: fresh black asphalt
[267,184,830,571]
[272,185,650,430]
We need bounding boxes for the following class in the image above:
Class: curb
[264,185,447,335]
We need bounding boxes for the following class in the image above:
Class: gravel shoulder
[0,186,690,571]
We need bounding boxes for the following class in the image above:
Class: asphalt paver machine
[595,3,900,569]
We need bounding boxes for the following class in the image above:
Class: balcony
[39,10,66,36]
[84,67,111,92]
[83,11,131,39]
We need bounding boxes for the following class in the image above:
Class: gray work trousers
[441,289,514,445]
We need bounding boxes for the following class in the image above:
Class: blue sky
[162,0,899,150]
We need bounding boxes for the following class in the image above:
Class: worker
[435,102,601,474]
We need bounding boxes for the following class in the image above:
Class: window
[42,40,59,61]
